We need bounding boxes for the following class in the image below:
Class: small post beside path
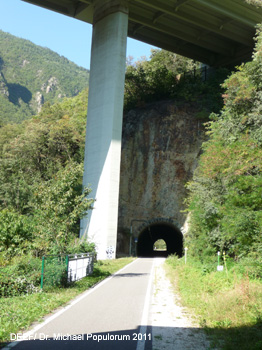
[184,246,188,264]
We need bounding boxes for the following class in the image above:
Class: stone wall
[117,100,206,255]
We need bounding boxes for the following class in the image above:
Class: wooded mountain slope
[0,30,89,124]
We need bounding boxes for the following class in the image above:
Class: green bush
[42,256,68,289]
[0,210,33,259]
[66,239,96,255]
[124,50,227,113]
[232,252,262,279]
[0,255,41,297]
[185,26,262,265]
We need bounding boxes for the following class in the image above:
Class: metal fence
[40,252,96,290]
[180,65,217,82]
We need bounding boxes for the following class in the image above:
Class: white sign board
[68,254,94,282]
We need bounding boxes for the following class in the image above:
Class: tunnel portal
[137,222,183,258]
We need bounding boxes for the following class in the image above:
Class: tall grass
[166,255,262,350]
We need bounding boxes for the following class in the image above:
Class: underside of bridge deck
[23,0,262,66]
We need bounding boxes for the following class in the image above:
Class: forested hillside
[0,30,89,124]
[186,24,262,276]
[0,89,93,260]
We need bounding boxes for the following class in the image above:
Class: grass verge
[0,257,134,347]
[165,255,262,350]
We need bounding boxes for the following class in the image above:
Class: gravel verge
[150,258,212,350]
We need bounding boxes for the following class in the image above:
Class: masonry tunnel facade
[137,222,183,258]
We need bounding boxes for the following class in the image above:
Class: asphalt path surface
[8,258,154,350]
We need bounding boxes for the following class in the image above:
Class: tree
[30,162,94,256]
[0,89,91,259]
[124,49,198,109]
[186,25,262,263]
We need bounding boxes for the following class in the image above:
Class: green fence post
[66,255,69,285]
[40,256,45,290]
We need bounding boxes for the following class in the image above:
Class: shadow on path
[4,323,262,350]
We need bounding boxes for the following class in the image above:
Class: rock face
[117,100,206,256]
[34,91,44,113]
[45,77,59,93]
[0,72,9,97]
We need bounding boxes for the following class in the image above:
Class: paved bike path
[7,258,154,350]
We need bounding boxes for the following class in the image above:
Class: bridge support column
[80,0,128,260]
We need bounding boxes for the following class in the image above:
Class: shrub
[186,26,262,264]
[0,255,41,297]
[0,209,33,259]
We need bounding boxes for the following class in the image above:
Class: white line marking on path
[136,258,155,350]
[2,258,138,350]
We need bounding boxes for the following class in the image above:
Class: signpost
[217,251,224,271]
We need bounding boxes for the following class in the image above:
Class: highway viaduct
[22,0,262,259]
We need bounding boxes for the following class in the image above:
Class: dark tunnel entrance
[137,222,183,258]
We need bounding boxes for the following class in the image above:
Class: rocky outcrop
[41,77,59,95]
[31,91,44,113]
[21,59,29,67]
[46,77,59,93]
[0,72,9,97]
[117,100,206,255]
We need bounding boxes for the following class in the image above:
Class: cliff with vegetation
[117,51,227,255]
[117,100,206,253]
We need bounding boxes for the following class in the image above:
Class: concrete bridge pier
[80,0,128,260]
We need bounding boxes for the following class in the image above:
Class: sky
[0,0,157,70]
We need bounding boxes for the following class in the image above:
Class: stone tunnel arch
[137,221,183,258]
